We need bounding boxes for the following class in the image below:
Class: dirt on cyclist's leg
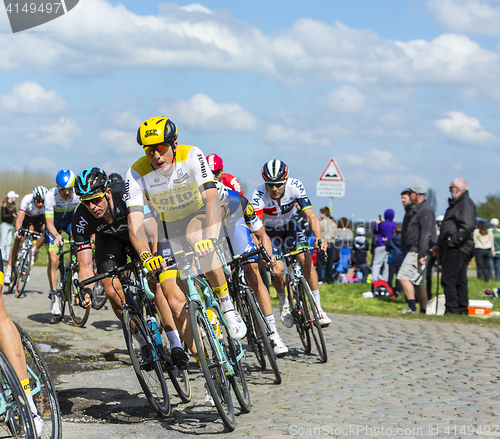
[244,263,273,315]
[33,235,45,264]
[47,248,60,291]
[102,276,126,320]
[299,252,320,292]
[154,283,183,350]
[271,260,286,304]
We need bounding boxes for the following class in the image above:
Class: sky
[2,0,500,223]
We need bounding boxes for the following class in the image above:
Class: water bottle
[206,308,222,339]
[146,316,163,346]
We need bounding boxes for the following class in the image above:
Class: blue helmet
[56,169,76,189]
[75,167,108,197]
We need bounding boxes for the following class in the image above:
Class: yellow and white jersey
[125,144,216,222]
[44,187,80,220]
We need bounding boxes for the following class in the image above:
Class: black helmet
[75,167,108,197]
[108,173,123,183]
[261,159,288,182]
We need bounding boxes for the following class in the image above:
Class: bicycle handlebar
[18,228,43,239]
[277,245,316,261]
[75,260,138,289]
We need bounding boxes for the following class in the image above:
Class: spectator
[386,224,405,296]
[426,214,443,298]
[398,184,437,313]
[317,207,337,284]
[401,189,417,253]
[473,222,494,282]
[372,209,396,281]
[490,218,500,281]
[353,227,371,281]
[336,218,353,272]
[433,178,476,315]
[1,191,19,263]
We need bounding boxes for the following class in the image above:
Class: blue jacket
[385,235,405,268]
[373,209,396,247]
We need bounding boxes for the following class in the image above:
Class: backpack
[371,280,394,298]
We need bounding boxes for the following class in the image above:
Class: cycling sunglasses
[58,186,73,192]
[265,181,286,188]
[143,143,171,155]
[81,193,105,206]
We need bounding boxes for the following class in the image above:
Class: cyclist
[125,116,247,367]
[72,168,188,368]
[5,186,47,286]
[206,153,244,195]
[216,182,288,357]
[0,250,44,433]
[108,172,123,183]
[251,160,331,327]
[45,170,80,316]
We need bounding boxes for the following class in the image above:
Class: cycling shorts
[222,218,257,264]
[265,219,308,257]
[94,232,138,274]
[21,214,45,234]
[45,216,74,249]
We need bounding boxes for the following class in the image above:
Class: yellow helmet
[136,117,178,146]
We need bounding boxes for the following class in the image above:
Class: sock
[21,378,37,416]
[265,313,277,334]
[133,332,147,348]
[311,289,322,311]
[407,299,417,311]
[167,330,183,350]
[278,293,288,307]
[213,283,233,313]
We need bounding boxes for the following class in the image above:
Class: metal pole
[435,254,440,315]
[329,196,334,212]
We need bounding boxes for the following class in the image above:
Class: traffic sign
[316,158,345,198]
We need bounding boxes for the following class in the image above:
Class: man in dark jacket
[433,178,476,315]
[401,188,417,253]
[398,184,437,313]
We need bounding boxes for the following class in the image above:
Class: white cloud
[340,149,405,172]
[0,82,66,114]
[26,156,56,171]
[39,117,82,148]
[427,0,500,36]
[265,124,331,146]
[327,86,365,113]
[167,94,257,132]
[434,111,498,144]
[98,129,137,154]
[111,112,142,130]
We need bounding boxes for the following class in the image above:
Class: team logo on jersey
[154,177,160,183]
[177,169,183,178]
[197,154,208,178]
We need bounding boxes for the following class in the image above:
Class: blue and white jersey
[44,187,80,221]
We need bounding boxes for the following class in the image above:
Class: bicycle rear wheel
[245,289,281,384]
[67,268,90,327]
[53,265,67,323]
[15,251,30,298]
[300,279,327,363]
[189,301,235,431]
[287,281,311,353]
[122,309,170,417]
[16,324,62,439]
[0,349,37,439]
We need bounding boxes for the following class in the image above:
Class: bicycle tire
[91,281,107,310]
[53,264,66,323]
[122,309,170,417]
[189,301,235,431]
[156,317,191,403]
[245,288,281,384]
[287,281,311,353]
[67,268,90,327]
[300,279,327,363]
[0,349,37,439]
[5,263,17,295]
[15,249,30,298]
[15,324,62,439]
[126,270,145,316]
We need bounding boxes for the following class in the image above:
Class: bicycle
[225,245,282,384]
[0,348,36,439]
[15,323,62,439]
[91,258,107,310]
[171,243,250,431]
[76,260,191,418]
[6,229,43,298]
[277,246,328,363]
[52,240,90,327]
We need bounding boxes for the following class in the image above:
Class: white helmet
[214,181,228,205]
[32,186,48,201]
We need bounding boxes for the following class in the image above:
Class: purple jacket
[373,209,396,247]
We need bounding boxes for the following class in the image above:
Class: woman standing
[473,221,495,282]
[1,191,19,262]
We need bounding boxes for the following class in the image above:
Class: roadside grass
[270,277,500,326]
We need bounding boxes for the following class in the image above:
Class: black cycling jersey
[72,181,129,251]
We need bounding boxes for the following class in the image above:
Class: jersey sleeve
[125,167,146,214]
[19,195,30,212]
[251,186,266,220]
[290,179,313,211]
[239,194,263,233]
[44,189,56,218]
[72,205,94,251]
[188,147,216,191]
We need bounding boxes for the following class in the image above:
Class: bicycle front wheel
[0,349,37,439]
[189,301,235,431]
[91,281,107,310]
[67,269,90,327]
[16,324,62,439]
[122,309,170,417]
[245,288,281,384]
[15,250,31,298]
[287,281,311,353]
[300,279,327,363]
